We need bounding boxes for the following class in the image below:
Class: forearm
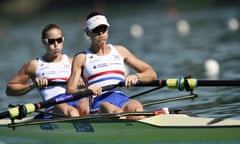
[137,68,157,82]
[5,83,35,96]
[66,70,83,94]
[66,80,80,94]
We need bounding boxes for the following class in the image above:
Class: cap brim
[85,15,110,30]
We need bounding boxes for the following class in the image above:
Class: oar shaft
[135,80,166,87]
[1,78,239,119]
[0,111,9,119]
[130,87,162,98]
[38,88,93,109]
[0,84,118,119]
[197,80,240,86]
[166,78,240,90]
[41,84,119,108]
[143,94,197,107]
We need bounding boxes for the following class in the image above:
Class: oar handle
[32,80,67,89]
[48,81,67,86]
[1,77,239,119]
[0,84,119,119]
[39,84,120,108]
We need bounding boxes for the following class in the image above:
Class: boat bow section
[139,114,240,127]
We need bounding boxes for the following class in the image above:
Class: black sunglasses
[91,25,108,34]
[43,37,64,45]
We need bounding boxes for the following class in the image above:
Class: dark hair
[86,11,104,20]
[41,24,62,39]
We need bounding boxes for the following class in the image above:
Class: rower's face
[88,25,109,45]
[43,28,64,56]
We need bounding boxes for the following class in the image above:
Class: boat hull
[1,114,240,143]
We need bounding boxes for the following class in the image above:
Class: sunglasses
[43,37,64,45]
[91,25,108,34]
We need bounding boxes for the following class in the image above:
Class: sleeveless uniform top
[36,54,71,101]
[83,44,126,95]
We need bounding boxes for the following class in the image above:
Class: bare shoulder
[19,58,38,76]
[114,45,131,56]
[74,51,86,60]
[114,44,135,59]
[72,51,86,66]
[114,45,128,52]
[25,58,38,68]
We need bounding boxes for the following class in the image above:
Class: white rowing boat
[0,112,240,143]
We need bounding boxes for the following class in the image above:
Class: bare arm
[6,60,37,96]
[115,45,157,82]
[66,53,86,94]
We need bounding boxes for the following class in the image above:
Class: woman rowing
[67,11,157,120]
[5,24,99,118]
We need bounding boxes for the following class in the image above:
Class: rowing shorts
[43,93,82,119]
[90,91,130,113]
[53,93,82,107]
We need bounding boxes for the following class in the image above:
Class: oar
[0,80,164,120]
[47,81,67,86]
[34,77,240,91]
[134,77,240,91]
[8,111,157,128]
[129,87,162,98]
[143,94,197,107]
[1,77,239,119]
[32,80,67,88]
[0,84,118,120]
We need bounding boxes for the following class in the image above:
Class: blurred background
[0,0,239,118]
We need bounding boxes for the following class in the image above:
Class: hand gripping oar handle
[39,84,120,108]
[47,81,67,86]
[33,80,67,88]
[1,77,239,119]
[0,84,119,119]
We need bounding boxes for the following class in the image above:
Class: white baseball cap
[85,15,110,31]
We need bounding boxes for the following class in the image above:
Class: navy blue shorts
[53,93,82,107]
[43,93,83,119]
[90,92,130,113]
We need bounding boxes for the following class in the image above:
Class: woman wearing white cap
[67,12,157,120]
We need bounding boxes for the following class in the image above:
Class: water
[0,3,240,144]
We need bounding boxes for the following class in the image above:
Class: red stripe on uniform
[47,77,69,81]
[87,70,125,81]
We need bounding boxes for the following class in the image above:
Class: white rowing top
[83,44,125,87]
[36,54,71,101]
